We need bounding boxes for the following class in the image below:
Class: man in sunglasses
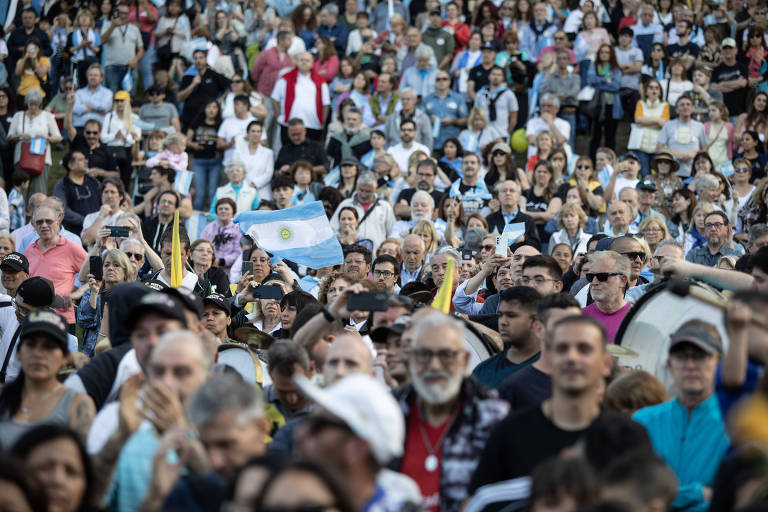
[626,240,684,303]
[610,236,650,289]
[581,250,631,343]
[685,211,741,267]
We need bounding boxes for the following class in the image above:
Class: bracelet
[321,306,336,323]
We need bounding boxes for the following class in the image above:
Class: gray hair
[226,161,246,177]
[434,246,461,267]
[694,173,720,192]
[400,87,416,99]
[25,89,43,106]
[357,170,378,186]
[655,239,684,256]
[32,204,58,221]
[155,330,215,370]
[116,211,141,225]
[414,45,433,60]
[187,373,265,427]
[411,312,465,347]
[119,238,145,253]
[587,250,631,279]
[402,233,425,251]
[540,93,560,110]
[411,190,435,209]
[344,107,362,121]
[640,3,654,14]
[321,3,338,15]
[749,223,768,244]
[43,196,65,216]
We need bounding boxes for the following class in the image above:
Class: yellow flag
[431,257,454,313]
[171,210,182,288]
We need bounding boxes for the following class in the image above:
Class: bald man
[323,332,375,385]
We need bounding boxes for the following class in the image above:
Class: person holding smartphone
[15,38,50,103]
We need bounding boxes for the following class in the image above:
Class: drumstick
[666,278,768,329]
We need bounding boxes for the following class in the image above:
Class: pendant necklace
[21,384,63,414]
[416,406,459,473]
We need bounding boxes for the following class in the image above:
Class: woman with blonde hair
[411,219,440,256]
[69,10,101,86]
[459,106,499,158]
[683,202,715,255]
[638,216,670,255]
[248,279,291,335]
[101,90,141,188]
[548,203,591,254]
[632,79,670,175]
[145,132,188,172]
[77,249,133,356]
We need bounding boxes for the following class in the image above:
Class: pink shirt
[582,301,631,344]
[313,55,339,83]
[25,237,87,324]
[250,47,293,96]
[146,149,189,172]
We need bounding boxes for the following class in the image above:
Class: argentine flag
[235,201,344,270]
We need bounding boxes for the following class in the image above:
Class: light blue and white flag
[29,137,46,155]
[235,201,344,269]
[185,211,209,241]
[174,169,194,195]
[121,71,133,93]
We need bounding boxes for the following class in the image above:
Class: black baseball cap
[160,286,204,319]
[126,292,188,327]
[203,293,231,315]
[21,310,69,351]
[636,178,657,192]
[1,252,29,273]
[16,277,68,309]
[669,324,723,356]
[619,151,641,163]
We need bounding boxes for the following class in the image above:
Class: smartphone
[90,256,103,281]
[107,225,130,238]
[347,291,388,312]
[252,285,283,300]
[495,235,508,256]
[242,260,254,275]
[460,249,474,261]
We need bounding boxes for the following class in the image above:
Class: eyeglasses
[705,222,725,229]
[734,167,751,173]
[480,244,495,251]
[521,276,557,285]
[34,218,56,226]
[586,272,621,282]
[411,348,461,366]
[124,251,144,260]
[669,349,712,364]
[621,251,647,262]
[372,270,394,278]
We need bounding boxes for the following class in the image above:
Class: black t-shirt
[180,68,230,126]
[497,365,552,411]
[189,119,221,159]
[275,139,329,170]
[665,41,699,61]
[70,135,118,173]
[396,187,444,206]
[712,62,748,117]
[522,188,548,213]
[468,63,493,91]
[555,181,603,217]
[469,406,611,491]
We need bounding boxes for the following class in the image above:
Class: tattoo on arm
[72,396,96,438]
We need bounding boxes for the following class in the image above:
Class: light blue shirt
[107,423,159,512]
[423,90,469,149]
[399,264,423,287]
[72,85,114,127]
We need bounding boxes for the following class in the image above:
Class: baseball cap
[340,156,360,167]
[636,178,657,192]
[370,315,410,345]
[144,280,168,292]
[21,310,69,351]
[145,84,163,95]
[126,292,188,327]
[114,90,130,101]
[16,277,68,309]
[491,142,511,154]
[294,374,405,464]
[429,9,442,16]
[160,286,204,319]
[619,151,640,163]
[1,252,29,273]
[203,293,231,315]
[481,41,497,51]
[721,37,737,48]
[669,323,723,356]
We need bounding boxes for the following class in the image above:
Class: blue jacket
[633,396,730,511]
[587,65,624,120]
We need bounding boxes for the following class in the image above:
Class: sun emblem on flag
[278,225,293,242]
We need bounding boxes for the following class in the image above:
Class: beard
[345,124,360,136]
[412,211,429,222]
[410,369,463,405]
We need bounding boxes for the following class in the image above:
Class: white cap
[294,374,405,464]
[721,37,737,48]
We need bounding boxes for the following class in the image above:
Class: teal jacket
[633,396,730,511]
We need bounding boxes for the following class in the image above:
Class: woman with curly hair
[738,178,768,236]
[735,91,768,148]
[523,160,562,246]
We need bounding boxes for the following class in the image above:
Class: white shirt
[232,139,275,200]
[157,269,199,291]
[271,72,331,130]
[101,111,141,147]
[218,114,257,164]
[8,110,61,165]
[264,35,306,58]
[387,141,430,173]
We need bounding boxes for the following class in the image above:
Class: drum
[217,342,271,387]
[461,319,500,371]
[614,279,729,391]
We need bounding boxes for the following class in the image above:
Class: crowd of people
[1,0,768,511]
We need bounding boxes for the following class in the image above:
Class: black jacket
[485,209,541,250]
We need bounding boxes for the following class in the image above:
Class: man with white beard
[393,313,508,512]
[326,107,372,168]
[390,190,435,238]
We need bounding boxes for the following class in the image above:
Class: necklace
[21,384,63,414]
[416,405,459,473]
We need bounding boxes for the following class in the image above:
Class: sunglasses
[621,251,646,262]
[586,272,621,282]
[124,251,144,260]
[734,167,750,173]
[85,131,99,135]
[232,79,243,83]
[481,244,495,251]
[493,150,507,156]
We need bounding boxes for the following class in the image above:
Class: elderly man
[394,313,508,510]
[581,250,632,343]
[610,235,650,289]
[603,201,635,237]
[326,108,372,168]
[470,315,612,485]
[693,174,721,205]
[275,119,329,175]
[400,46,439,100]
[24,204,87,325]
[631,3,664,60]
[316,4,349,56]
[103,331,212,511]
[331,171,396,251]
[472,286,542,388]
[72,64,113,130]
[453,253,515,315]
[142,374,268,511]
[474,66,518,138]
[686,211,741,267]
[520,1,557,61]
[397,27,437,73]
[400,234,427,286]
[390,191,435,239]
[537,73,578,149]
[430,248,461,297]
[385,91,434,150]
[423,71,468,150]
[486,180,541,248]
[634,321,729,512]
[272,52,331,144]
[626,240,684,303]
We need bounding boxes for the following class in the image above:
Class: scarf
[370,91,399,117]
[448,179,491,201]
[283,68,324,123]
